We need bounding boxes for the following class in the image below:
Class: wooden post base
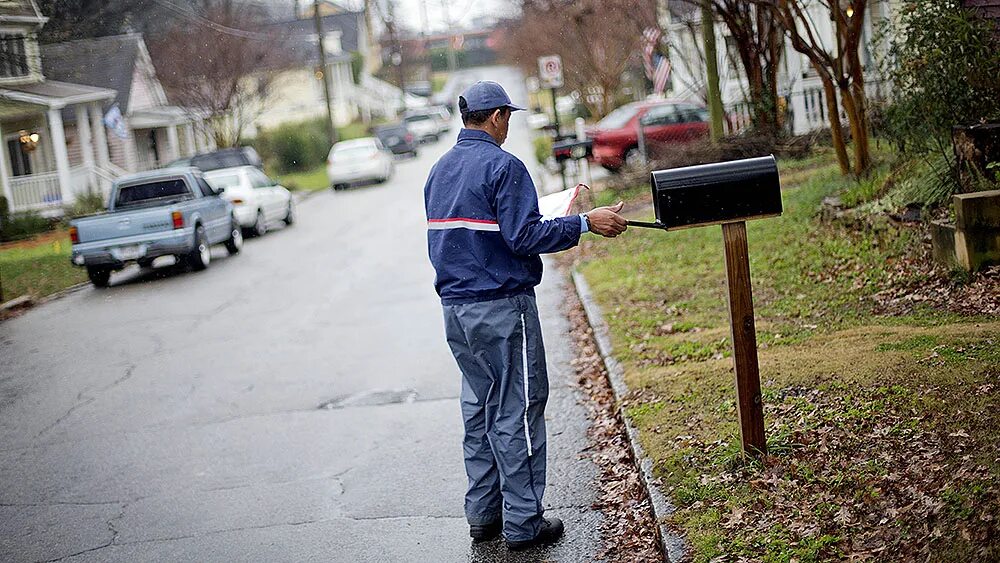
[722,221,767,456]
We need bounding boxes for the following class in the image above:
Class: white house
[0,1,214,216]
[249,10,401,136]
[660,0,897,136]
[41,34,215,175]
[0,1,118,215]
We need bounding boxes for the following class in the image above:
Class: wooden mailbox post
[629,155,782,456]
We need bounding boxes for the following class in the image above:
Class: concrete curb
[0,281,89,321]
[293,189,326,203]
[571,269,687,563]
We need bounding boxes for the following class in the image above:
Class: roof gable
[269,11,361,56]
[40,33,143,112]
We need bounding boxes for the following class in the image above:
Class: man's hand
[585,202,628,238]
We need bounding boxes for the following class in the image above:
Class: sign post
[538,55,568,191]
[629,156,782,456]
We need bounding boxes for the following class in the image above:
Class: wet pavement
[0,66,603,562]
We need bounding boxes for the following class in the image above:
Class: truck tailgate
[73,207,177,245]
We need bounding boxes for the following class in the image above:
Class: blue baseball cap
[459,81,525,113]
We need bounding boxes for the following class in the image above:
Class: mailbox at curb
[628,155,783,457]
[552,138,593,163]
[630,155,781,230]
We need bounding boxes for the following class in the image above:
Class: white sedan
[204,166,294,237]
[327,138,395,190]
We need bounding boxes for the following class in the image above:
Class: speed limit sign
[538,55,564,89]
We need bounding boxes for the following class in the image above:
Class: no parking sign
[537,55,564,89]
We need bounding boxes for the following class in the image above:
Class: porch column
[124,124,137,172]
[90,102,110,168]
[0,120,12,206]
[183,123,196,157]
[166,124,180,162]
[47,107,74,205]
[74,105,95,191]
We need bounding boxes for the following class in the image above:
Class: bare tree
[148,6,291,147]
[501,0,658,118]
[754,0,871,175]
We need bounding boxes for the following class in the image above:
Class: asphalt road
[0,66,604,562]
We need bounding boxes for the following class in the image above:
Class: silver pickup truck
[70,168,243,287]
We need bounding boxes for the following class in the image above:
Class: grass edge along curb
[571,268,687,562]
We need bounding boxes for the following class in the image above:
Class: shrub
[533,135,553,166]
[254,118,330,173]
[0,210,53,242]
[880,0,1000,152]
[254,118,374,173]
[64,191,106,220]
[0,195,8,234]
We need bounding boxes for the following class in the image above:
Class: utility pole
[440,0,458,71]
[701,0,725,142]
[314,0,338,146]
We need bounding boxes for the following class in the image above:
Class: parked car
[526,112,550,130]
[588,100,710,171]
[429,105,453,133]
[167,146,263,172]
[204,166,294,237]
[373,123,418,157]
[326,137,395,190]
[69,168,241,287]
[403,113,441,143]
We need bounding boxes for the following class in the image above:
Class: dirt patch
[0,230,70,251]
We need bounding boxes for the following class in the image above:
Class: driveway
[0,66,604,562]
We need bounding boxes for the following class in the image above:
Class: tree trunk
[817,68,851,174]
[702,0,726,142]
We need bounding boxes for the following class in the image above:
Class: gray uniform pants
[443,293,548,542]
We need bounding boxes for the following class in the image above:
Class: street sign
[538,55,564,89]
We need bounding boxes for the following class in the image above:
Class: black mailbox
[552,139,593,162]
[639,155,781,231]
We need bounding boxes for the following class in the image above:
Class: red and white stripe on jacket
[427,218,501,232]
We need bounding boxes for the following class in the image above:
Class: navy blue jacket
[424,129,581,304]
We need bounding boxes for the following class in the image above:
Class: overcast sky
[270,1,515,33]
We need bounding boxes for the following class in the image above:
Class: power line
[151,0,273,40]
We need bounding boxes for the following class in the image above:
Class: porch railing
[8,171,62,213]
[6,165,122,215]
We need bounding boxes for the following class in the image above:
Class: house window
[0,35,29,78]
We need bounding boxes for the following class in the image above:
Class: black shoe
[506,517,564,551]
[470,519,502,542]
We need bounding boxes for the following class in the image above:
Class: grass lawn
[0,232,85,303]
[573,152,1000,561]
[272,165,329,192]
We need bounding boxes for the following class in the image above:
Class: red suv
[588,99,710,171]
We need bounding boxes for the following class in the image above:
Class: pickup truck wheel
[187,225,211,271]
[224,219,243,255]
[86,267,111,288]
[252,210,267,237]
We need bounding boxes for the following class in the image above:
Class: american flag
[652,55,672,95]
[642,27,662,80]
